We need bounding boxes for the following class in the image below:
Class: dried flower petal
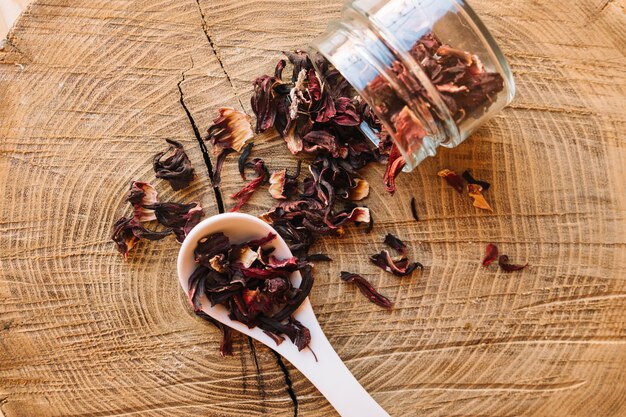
[333,97,361,126]
[235,246,258,268]
[195,232,230,267]
[142,202,204,243]
[212,148,235,187]
[283,123,303,155]
[230,159,269,212]
[269,169,288,199]
[498,255,528,272]
[438,169,464,194]
[384,233,407,257]
[127,181,158,222]
[462,170,491,190]
[370,249,422,277]
[303,130,347,159]
[394,106,428,153]
[482,243,499,267]
[251,60,289,133]
[153,139,195,191]
[383,144,406,195]
[111,216,171,259]
[348,178,369,201]
[467,184,493,212]
[207,107,254,153]
[195,311,234,357]
[238,142,254,180]
[341,272,393,309]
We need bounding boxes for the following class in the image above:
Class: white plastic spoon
[178,212,390,417]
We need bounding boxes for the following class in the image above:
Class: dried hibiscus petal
[230,158,269,212]
[341,272,392,309]
[384,233,407,257]
[127,181,158,222]
[238,142,254,180]
[269,162,300,200]
[438,169,464,194]
[111,216,171,259]
[212,148,235,187]
[142,202,204,243]
[207,107,254,153]
[498,255,528,272]
[467,183,493,212]
[195,311,234,357]
[370,249,422,277]
[153,139,195,191]
[251,60,289,133]
[462,169,491,190]
[482,243,499,267]
[383,144,405,195]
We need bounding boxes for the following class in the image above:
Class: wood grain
[0,0,625,416]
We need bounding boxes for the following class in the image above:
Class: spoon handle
[283,317,390,417]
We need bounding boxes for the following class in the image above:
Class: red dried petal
[438,169,464,194]
[230,159,269,212]
[383,144,406,194]
[498,255,528,272]
[482,243,499,267]
[341,272,393,309]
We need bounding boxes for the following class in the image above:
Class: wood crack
[189,3,299,413]
[272,350,298,417]
[193,0,246,111]
[176,60,225,213]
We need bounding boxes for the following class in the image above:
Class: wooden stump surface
[0,0,625,416]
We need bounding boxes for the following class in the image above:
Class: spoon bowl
[178,212,389,417]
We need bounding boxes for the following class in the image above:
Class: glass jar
[311,0,515,171]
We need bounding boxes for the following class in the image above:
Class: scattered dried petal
[341,272,393,309]
[438,169,464,194]
[212,148,235,187]
[111,216,171,259]
[153,139,195,191]
[467,183,493,212]
[238,142,254,180]
[462,170,491,190]
[498,255,528,272]
[230,159,269,212]
[482,243,499,267]
[143,202,204,243]
[370,249,422,277]
[207,107,254,153]
[384,144,406,195]
[383,233,407,257]
[127,181,158,222]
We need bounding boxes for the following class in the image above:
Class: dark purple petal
[341,271,393,309]
[153,139,195,191]
[498,255,528,272]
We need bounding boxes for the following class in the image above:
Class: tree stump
[0,0,625,416]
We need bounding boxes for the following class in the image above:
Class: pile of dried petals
[188,232,313,354]
[112,140,203,258]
